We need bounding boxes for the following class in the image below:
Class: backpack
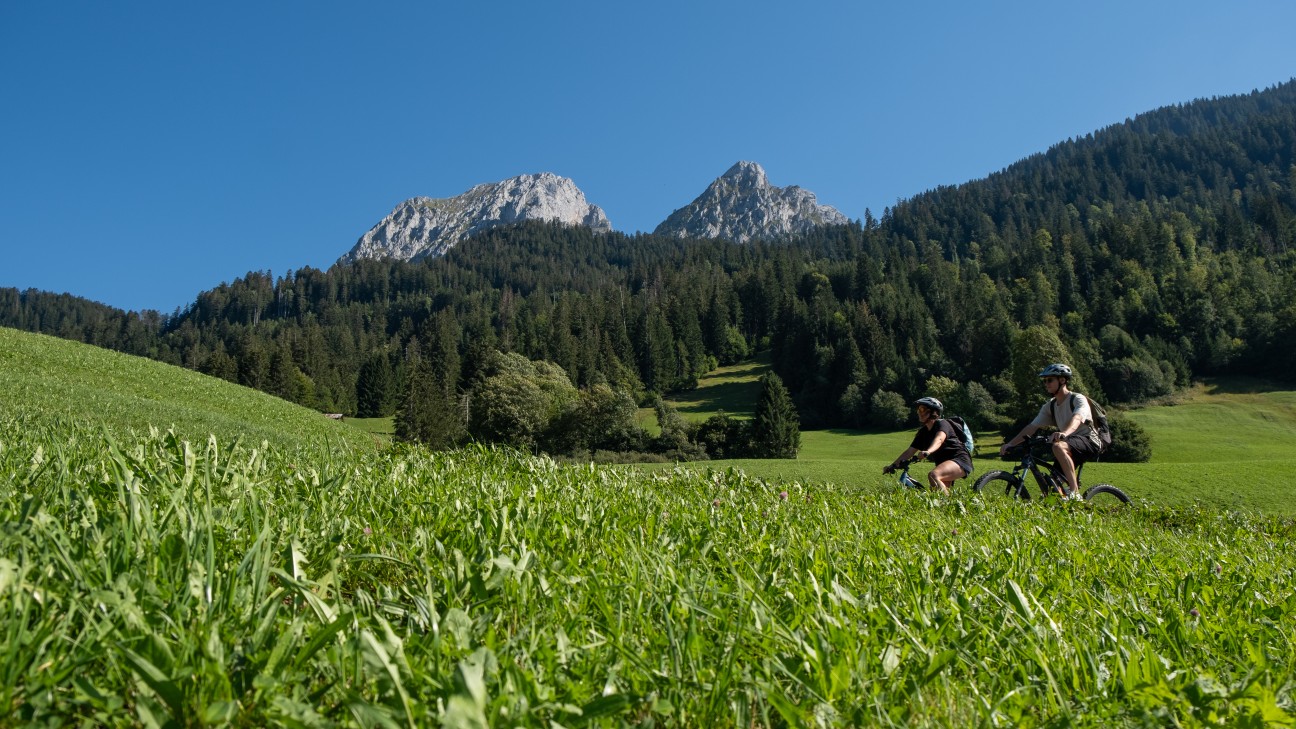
[1051,393,1112,453]
[943,416,976,455]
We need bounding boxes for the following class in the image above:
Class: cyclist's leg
[1053,436,1097,496]
[927,460,965,494]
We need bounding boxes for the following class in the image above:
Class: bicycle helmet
[1037,363,1073,379]
[913,396,944,414]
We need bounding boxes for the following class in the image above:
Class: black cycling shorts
[939,455,974,478]
[1062,433,1101,463]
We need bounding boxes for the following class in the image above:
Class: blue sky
[3,1,1295,314]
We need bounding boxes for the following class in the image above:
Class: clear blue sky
[3,1,1295,314]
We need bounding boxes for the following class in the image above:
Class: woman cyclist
[883,397,973,494]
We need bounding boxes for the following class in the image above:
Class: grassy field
[657,360,1296,516]
[661,357,770,422]
[0,327,377,455]
[345,415,396,442]
[4,328,1295,726]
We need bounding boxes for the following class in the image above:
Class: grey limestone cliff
[339,173,612,264]
[653,161,848,243]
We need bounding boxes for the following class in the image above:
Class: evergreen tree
[394,357,462,449]
[356,351,394,418]
[267,344,297,402]
[752,372,800,458]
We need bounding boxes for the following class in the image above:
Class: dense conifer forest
[5,80,1294,452]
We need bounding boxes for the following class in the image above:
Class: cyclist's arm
[1051,395,1093,442]
[1052,411,1086,441]
[1001,423,1041,453]
[928,430,948,453]
[884,447,919,473]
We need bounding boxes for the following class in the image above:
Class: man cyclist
[883,397,973,494]
[999,363,1102,499]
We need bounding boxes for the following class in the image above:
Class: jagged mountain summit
[339,173,612,264]
[653,161,849,243]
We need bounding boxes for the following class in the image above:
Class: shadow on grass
[671,378,761,416]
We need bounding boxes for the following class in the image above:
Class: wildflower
[363,526,372,535]
[779,491,788,501]
[1214,564,1222,575]
[1189,608,1200,618]
[712,498,722,507]
[951,529,959,536]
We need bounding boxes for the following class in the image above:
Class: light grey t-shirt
[1031,393,1101,447]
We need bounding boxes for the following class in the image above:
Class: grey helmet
[913,396,944,414]
[1038,363,1073,379]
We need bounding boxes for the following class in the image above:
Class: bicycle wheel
[972,470,1029,500]
[1081,483,1130,507]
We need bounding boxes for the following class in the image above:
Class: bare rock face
[339,173,612,264]
[653,161,848,243]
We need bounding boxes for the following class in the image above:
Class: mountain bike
[972,434,1130,506]
[891,455,925,490]
[888,455,958,492]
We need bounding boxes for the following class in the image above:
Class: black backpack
[942,416,975,455]
[1051,393,1112,453]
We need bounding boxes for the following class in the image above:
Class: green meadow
[658,360,1296,516]
[3,327,1294,727]
[0,327,377,455]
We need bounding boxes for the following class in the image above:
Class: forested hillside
[4,80,1294,434]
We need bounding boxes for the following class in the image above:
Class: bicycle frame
[1003,435,1084,497]
[895,456,924,490]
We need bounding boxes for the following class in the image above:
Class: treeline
[0,289,167,359]
[3,80,1296,447]
[394,346,800,462]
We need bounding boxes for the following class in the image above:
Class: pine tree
[752,372,800,459]
[355,351,393,418]
[394,358,462,449]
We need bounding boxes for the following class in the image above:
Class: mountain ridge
[341,161,848,263]
[653,161,850,243]
[339,172,613,265]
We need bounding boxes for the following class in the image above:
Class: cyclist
[999,363,1102,499]
[883,397,973,494]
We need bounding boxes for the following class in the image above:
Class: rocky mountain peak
[652,161,848,244]
[720,160,769,187]
[339,173,612,264]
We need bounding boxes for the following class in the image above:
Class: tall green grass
[3,413,1293,726]
[3,328,1295,725]
[0,327,375,455]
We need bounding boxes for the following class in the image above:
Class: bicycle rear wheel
[972,470,1029,500]
[1081,483,1130,507]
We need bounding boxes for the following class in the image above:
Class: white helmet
[1038,363,1073,379]
[913,396,944,414]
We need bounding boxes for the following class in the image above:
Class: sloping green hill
[0,326,375,453]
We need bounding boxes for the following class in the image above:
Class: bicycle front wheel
[1082,483,1131,508]
[972,470,1029,500]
